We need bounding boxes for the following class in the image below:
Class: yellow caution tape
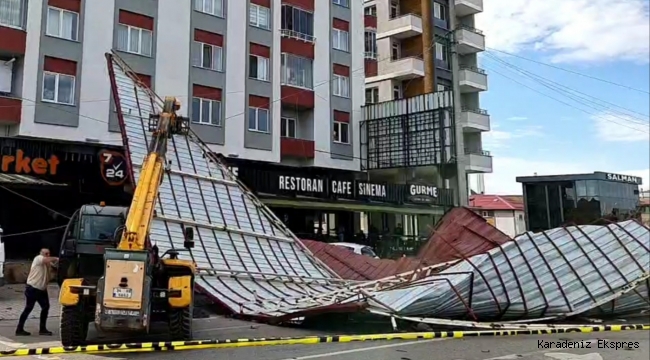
[1,324,648,357]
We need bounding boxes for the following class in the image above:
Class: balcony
[370,56,424,82]
[459,66,487,93]
[460,107,490,132]
[455,25,485,54]
[455,0,483,17]
[377,14,423,40]
[281,137,315,159]
[0,97,21,124]
[465,149,493,173]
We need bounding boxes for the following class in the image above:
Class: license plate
[112,287,132,299]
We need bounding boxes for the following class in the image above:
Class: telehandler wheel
[168,306,193,341]
[60,304,88,347]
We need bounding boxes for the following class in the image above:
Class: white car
[330,242,379,259]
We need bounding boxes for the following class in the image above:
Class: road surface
[0,316,647,360]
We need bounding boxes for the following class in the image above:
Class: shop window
[525,183,548,232]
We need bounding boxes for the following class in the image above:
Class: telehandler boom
[58,98,196,346]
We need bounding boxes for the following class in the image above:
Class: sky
[474,0,650,195]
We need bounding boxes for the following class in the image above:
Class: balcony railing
[456,24,483,35]
[465,148,491,157]
[365,51,377,60]
[459,66,486,74]
[461,107,488,115]
[280,29,316,43]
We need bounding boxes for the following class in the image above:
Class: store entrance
[269,207,356,243]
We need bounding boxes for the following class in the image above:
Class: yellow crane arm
[118,97,183,250]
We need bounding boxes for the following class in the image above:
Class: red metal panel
[282,0,314,11]
[135,73,151,88]
[333,64,350,77]
[48,0,81,12]
[333,110,349,123]
[332,18,349,31]
[251,0,271,7]
[250,43,270,58]
[0,98,21,124]
[195,29,223,47]
[43,56,77,75]
[193,84,222,101]
[281,38,314,59]
[364,15,376,28]
[280,86,314,108]
[365,59,377,77]
[0,27,26,55]
[118,10,154,31]
[249,95,270,108]
[281,138,315,158]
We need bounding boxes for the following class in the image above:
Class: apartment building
[361,0,492,206]
[0,0,364,171]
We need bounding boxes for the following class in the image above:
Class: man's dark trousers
[17,285,50,331]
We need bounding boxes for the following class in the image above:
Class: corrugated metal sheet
[416,207,512,265]
[300,208,509,281]
[107,53,344,318]
[300,239,427,281]
[365,220,650,320]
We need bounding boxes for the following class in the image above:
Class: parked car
[330,242,379,259]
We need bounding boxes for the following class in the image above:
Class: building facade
[469,194,525,238]
[517,172,642,232]
[0,0,365,171]
[361,0,491,208]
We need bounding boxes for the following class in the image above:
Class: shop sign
[605,173,642,184]
[99,150,128,186]
[0,150,60,176]
[278,175,325,194]
[407,184,438,204]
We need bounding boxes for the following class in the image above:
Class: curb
[0,324,648,357]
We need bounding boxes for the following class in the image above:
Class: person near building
[15,248,58,336]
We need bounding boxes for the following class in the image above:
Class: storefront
[0,137,131,259]
[219,157,455,256]
[517,171,642,232]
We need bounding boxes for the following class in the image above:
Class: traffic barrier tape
[0,324,648,357]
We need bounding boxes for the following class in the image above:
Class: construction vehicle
[57,98,196,346]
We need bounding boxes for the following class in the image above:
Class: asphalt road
[0,316,647,360]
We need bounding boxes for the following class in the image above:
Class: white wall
[493,210,525,238]
[312,0,331,168]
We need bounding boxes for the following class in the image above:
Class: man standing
[15,249,58,336]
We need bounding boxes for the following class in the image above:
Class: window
[281,5,314,41]
[0,0,23,28]
[42,72,75,105]
[249,55,269,81]
[248,107,269,132]
[249,4,270,29]
[393,84,402,99]
[191,97,221,126]
[333,74,349,98]
[116,24,153,56]
[360,246,377,258]
[364,6,376,16]
[281,53,313,89]
[194,0,223,17]
[437,84,450,92]
[435,42,447,61]
[433,2,446,21]
[332,28,349,52]
[333,122,349,144]
[281,117,296,138]
[391,41,400,60]
[194,42,223,71]
[46,7,78,41]
[365,88,378,104]
[390,0,399,18]
[333,0,349,7]
[364,30,377,58]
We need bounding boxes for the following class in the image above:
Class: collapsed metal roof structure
[107,52,650,328]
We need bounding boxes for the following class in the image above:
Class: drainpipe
[421,0,434,93]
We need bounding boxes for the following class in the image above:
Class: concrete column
[420,0,434,93]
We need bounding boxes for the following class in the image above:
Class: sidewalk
[0,284,60,322]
